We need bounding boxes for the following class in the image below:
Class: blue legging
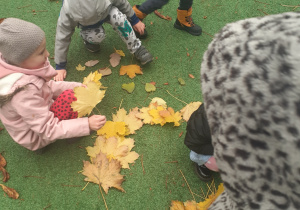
[138,0,193,14]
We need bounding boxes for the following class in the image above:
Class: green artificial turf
[0,0,299,209]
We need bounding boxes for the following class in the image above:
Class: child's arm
[47,80,82,99]
[54,5,78,78]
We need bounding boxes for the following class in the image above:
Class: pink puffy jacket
[0,55,90,151]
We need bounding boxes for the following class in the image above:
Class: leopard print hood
[201,12,300,209]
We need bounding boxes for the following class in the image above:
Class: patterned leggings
[80,6,141,54]
[50,89,78,121]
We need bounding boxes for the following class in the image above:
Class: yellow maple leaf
[197,183,224,209]
[112,108,143,134]
[86,135,106,159]
[184,201,197,210]
[170,200,185,210]
[83,71,103,87]
[76,64,86,71]
[71,82,106,117]
[82,152,125,194]
[115,49,125,57]
[163,107,182,126]
[97,121,129,138]
[97,136,139,169]
[136,107,152,124]
[120,64,143,79]
[180,102,202,122]
[148,105,166,126]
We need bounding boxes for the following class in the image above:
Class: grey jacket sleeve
[110,0,135,18]
[54,6,77,67]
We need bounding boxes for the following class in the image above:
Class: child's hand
[54,69,67,81]
[133,21,145,35]
[88,115,106,131]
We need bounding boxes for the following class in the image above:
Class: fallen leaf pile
[136,98,182,126]
[0,153,19,199]
[170,183,224,210]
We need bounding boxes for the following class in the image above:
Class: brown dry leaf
[0,184,19,199]
[179,131,183,137]
[0,153,6,168]
[154,10,172,21]
[82,153,125,194]
[149,81,156,86]
[0,154,9,182]
[120,65,143,79]
[0,167,9,182]
[180,102,202,122]
[187,52,190,57]
[85,60,99,67]
[98,67,112,76]
[188,74,195,79]
[109,53,121,67]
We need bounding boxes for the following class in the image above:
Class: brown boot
[174,8,202,36]
[133,5,147,21]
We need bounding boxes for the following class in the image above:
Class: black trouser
[138,0,193,14]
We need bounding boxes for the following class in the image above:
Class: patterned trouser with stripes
[80,6,141,54]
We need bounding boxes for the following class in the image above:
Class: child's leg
[178,0,193,10]
[50,89,78,121]
[204,156,218,172]
[138,0,169,14]
[190,150,211,166]
[79,25,106,45]
[106,6,141,53]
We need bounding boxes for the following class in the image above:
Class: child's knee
[80,27,105,44]
[109,6,127,23]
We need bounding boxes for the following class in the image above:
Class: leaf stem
[166,90,188,105]
[81,182,89,191]
[94,106,101,115]
[179,169,195,201]
[119,99,123,110]
[99,184,108,210]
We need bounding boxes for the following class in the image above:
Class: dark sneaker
[134,28,148,39]
[84,41,100,52]
[194,163,212,181]
[174,18,202,36]
[134,45,153,65]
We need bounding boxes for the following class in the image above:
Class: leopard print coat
[201,12,300,209]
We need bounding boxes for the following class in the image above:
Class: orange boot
[174,8,202,36]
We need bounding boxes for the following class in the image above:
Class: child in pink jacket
[0,18,106,151]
